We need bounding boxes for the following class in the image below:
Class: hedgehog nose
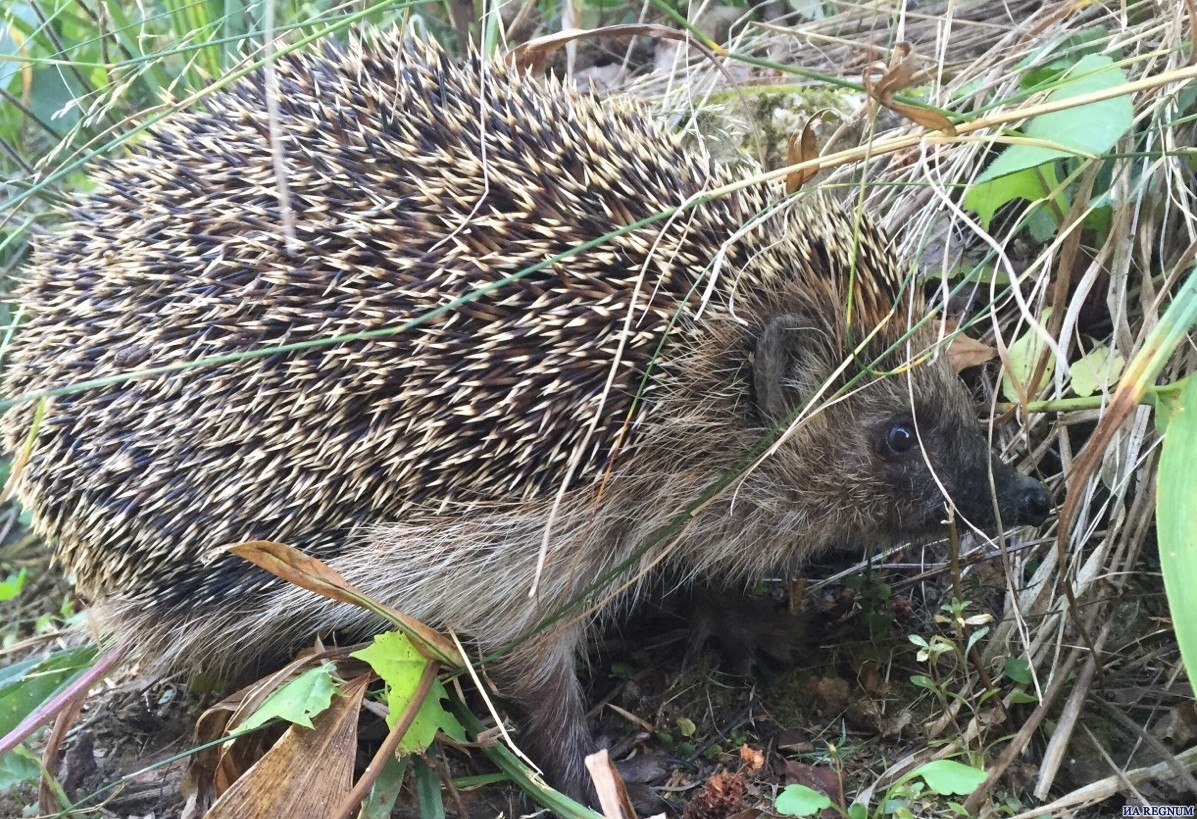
[1015,475,1051,525]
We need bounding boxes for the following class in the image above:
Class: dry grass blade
[0,398,46,506]
[511,24,718,76]
[583,749,634,819]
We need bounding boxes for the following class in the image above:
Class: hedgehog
[1,30,1050,801]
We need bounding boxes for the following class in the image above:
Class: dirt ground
[4,548,1191,817]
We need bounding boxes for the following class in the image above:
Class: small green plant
[0,645,97,789]
[907,599,994,721]
[0,568,26,602]
[775,758,987,818]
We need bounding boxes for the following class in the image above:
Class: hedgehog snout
[949,456,1051,533]
[1009,471,1051,526]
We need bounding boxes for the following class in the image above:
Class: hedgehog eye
[884,421,917,455]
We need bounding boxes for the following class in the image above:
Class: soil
[3,546,1174,819]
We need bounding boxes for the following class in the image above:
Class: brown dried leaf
[857,660,888,697]
[947,334,997,371]
[738,744,765,773]
[785,119,821,194]
[1152,700,1197,746]
[888,101,958,134]
[204,674,371,819]
[774,729,813,754]
[782,760,843,814]
[228,541,460,665]
[866,42,916,105]
[183,649,365,817]
[863,43,957,134]
[879,709,913,739]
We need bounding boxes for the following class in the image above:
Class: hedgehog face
[854,355,1052,537]
[751,314,1050,545]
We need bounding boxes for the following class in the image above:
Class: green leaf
[908,759,988,795]
[0,743,39,789]
[0,647,96,738]
[1003,657,1033,686]
[352,632,465,753]
[980,55,1132,182]
[1070,346,1125,397]
[964,626,990,653]
[28,66,82,133]
[414,756,446,819]
[966,162,1061,229]
[1017,27,1111,88]
[1022,55,1132,152]
[965,54,1133,223]
[1157,374,1197,686]
[0,646,96,781]
[359,754,407,819]
[0,568,27,602]
[775,784,833,816]
[0,19,25,91]
[1154,376,1191,435]
[676,716,696,737]
[1001,313,1056,402]
[240,664,339,731]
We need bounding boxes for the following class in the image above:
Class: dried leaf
[888,101,957,134]
[228,541,461,665]
[785,119,821,194]
[866,42,916,105]
[182,649,369,817]
[1152,701,1197,747]
[204,674,370,819]
[781,760,843,805]
[947,334,996,372]
[863,43,957,134]
[738,744,765,772]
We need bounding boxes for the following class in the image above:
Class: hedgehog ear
[753,313,823,425]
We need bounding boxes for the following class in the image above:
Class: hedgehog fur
[1,30,1049,800]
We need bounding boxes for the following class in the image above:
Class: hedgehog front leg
[496,626,598,804]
